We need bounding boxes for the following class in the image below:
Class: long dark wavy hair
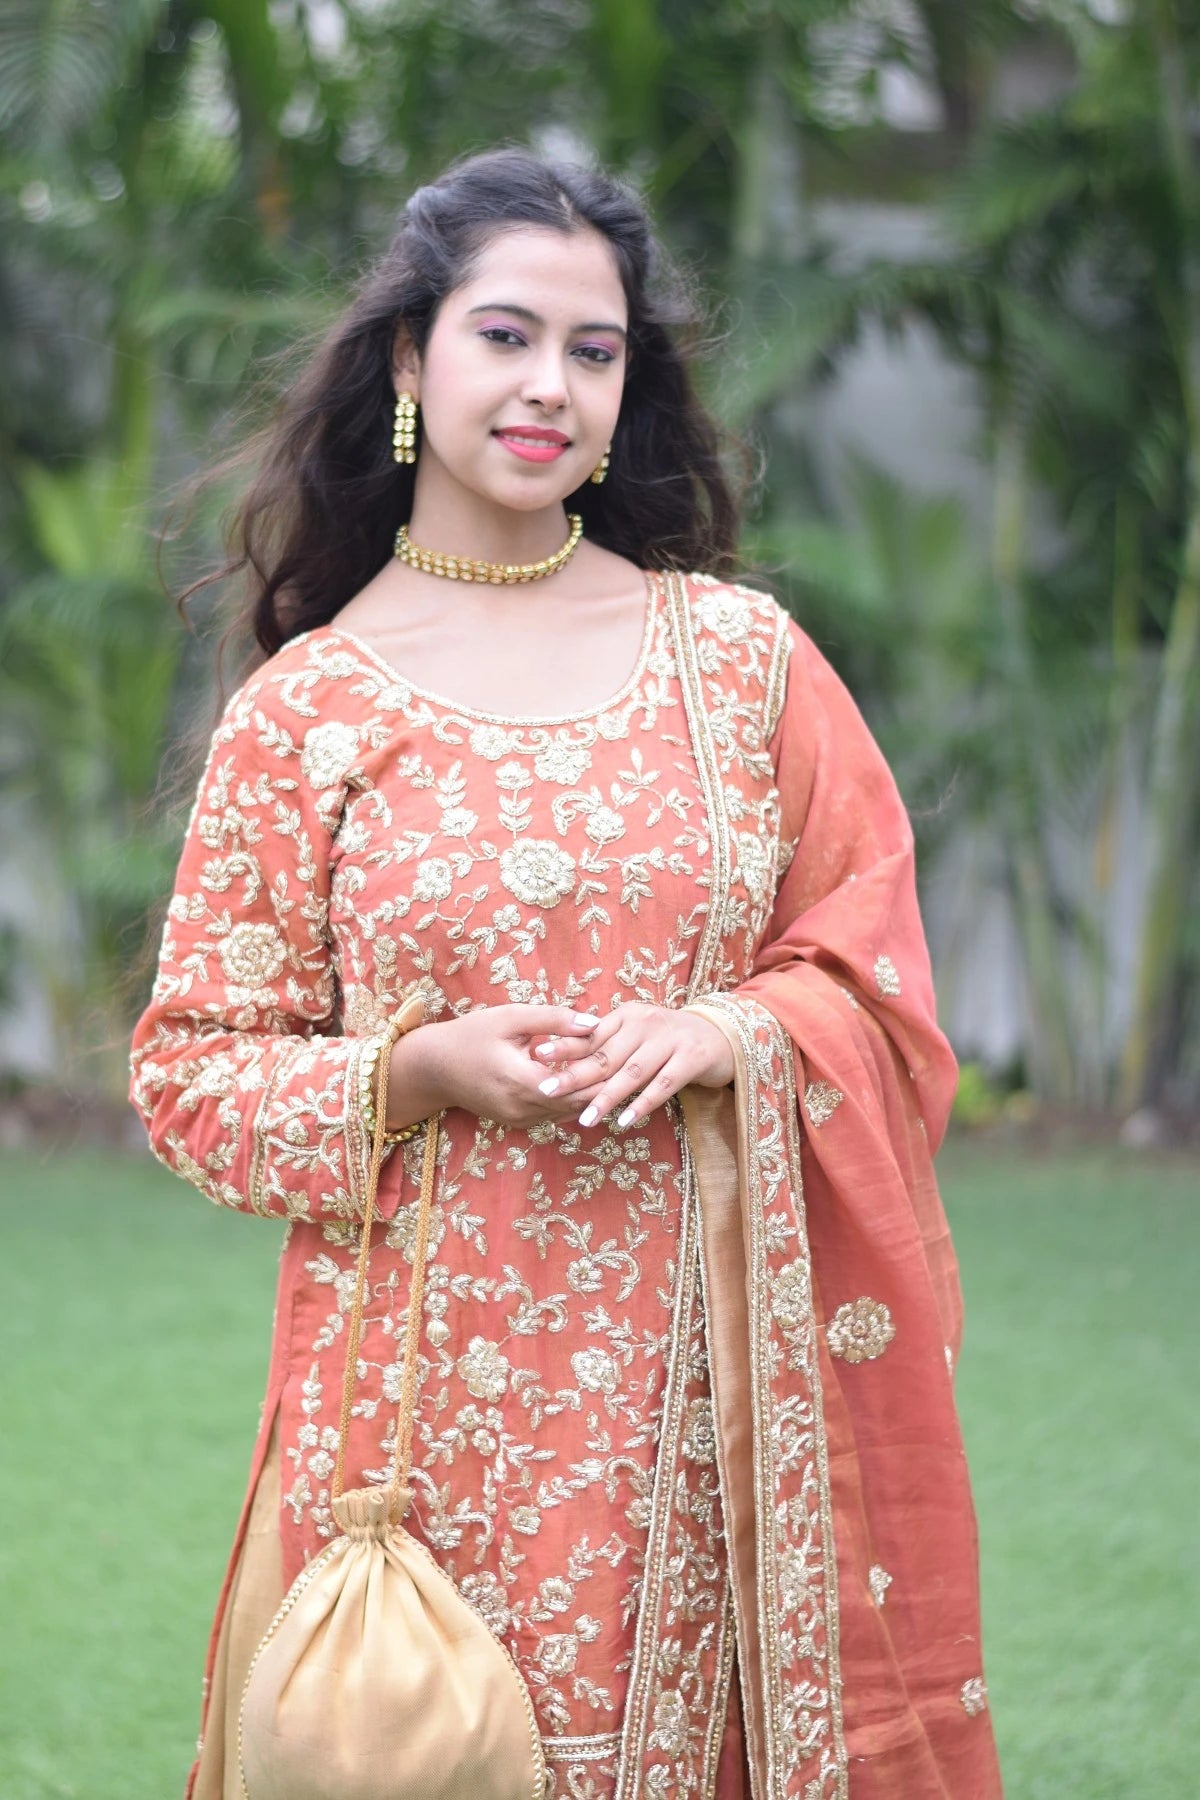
[172,144,753,672]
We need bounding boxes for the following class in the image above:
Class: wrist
[686,1011,736,1089]
[385,1018,456,1127]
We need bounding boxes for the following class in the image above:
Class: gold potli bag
[238,1010,548,1800]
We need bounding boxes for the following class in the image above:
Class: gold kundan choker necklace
[394,514,583,583]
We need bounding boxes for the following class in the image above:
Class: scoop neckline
[318,567,662,728]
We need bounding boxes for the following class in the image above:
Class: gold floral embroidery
[804,1079,845,1127]
[648,1688,690,1756]
[868,1564,892,1607]
[497,838,577,906]
[217,920,289,987]
[459,1569,513,1636]
[455,1336,511,1401]
[735,831,772,905]
[827,1296,896,1363]
[300,719,361,789]
[411,857,455,902]
[571,1346,620,1395]
[534,736,592,783]
[692,586,757,642]
[681,1396,716,1464]
[960,1677,988,1717]
[874,953,902,997]
[468,723,518,761]
[769,1258,812,1332]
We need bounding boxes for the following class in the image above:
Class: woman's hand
[387,1004,606,1132]
[530,1002,734,1129]
[387,1001,733,1134]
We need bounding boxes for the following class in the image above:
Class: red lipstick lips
[493,426,571,463]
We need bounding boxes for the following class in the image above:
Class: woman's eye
[478,327,614,366]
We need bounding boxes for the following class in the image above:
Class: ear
[391,324,421,400]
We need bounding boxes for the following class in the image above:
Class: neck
[406,472,574,567]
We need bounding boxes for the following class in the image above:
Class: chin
[487,483,577,514]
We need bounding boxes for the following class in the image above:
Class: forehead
[452,225,627,322]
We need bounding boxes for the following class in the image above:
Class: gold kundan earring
[393,392,418,464]
[590,443,611,484]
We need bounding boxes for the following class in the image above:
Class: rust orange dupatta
[679,614,1003,1799]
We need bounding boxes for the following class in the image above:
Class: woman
[130,146,1002,1798]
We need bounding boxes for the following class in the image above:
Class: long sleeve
[128,656,387,1220]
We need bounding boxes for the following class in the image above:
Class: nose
[520,344,570,413]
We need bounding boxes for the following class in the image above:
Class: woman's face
[394,225,629,514]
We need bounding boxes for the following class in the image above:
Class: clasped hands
[387,1000,734,1136]
[529,1000,735,1130]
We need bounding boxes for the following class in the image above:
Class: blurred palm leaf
[0,0,161,153]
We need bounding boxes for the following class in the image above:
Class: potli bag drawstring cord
[332,1020,440,1515]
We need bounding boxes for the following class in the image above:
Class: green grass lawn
[1,1140,1196,1798]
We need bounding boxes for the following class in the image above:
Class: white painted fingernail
[538,1076,560,1096]
[573,1013,600,1028]
[617,1106,636,1128]
[578,1103,599,1127]
[535,1041,557,1058]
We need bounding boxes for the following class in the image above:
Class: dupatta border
[776,1018,845,1773]
[614,570,739,1798]
[686,994,847,1800]
[612,1120,724,1795]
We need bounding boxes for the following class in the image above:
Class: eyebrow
[466,301,627,341]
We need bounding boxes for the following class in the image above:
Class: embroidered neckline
[315,569,664,727]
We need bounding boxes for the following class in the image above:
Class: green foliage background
[2,0,1198,1113]
[2,12,1199,1796]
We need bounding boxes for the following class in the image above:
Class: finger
[529,1077,609,1121]
[535,1035,625,1099]
[574,1043,672,1129]
[531,1010,632,1089]
[539,1057,660,1119]
[508,1003,601,1041]
[585,1008,624,1040]
[566,1007,623,1043]
[532,1006,623,1053]
[611,1055,692,1128]
[531,1033,604,1065]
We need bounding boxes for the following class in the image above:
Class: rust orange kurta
[129,569,1002,1798]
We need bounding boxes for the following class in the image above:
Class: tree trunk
[991,401,1078,1102]
[1088,488,1141,1108]
[1118,3,1200,1109]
